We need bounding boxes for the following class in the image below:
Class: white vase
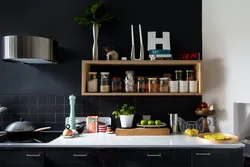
[92,24,99,60]
[120,115,134,128]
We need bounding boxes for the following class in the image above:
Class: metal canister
[169,113,178,133]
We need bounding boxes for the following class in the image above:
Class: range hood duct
[2,35,58,64]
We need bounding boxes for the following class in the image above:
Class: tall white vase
[92,24,99,60]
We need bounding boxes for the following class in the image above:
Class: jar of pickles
[100,72,110,93]
[137,77,146,92]
[175,70,183,80]
[186,70,195,80]
[148,78,159,92]
[87,72,98,92]
[112,77,122,92]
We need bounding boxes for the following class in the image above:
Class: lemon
[185,129,194,137]
[192,129,199,136]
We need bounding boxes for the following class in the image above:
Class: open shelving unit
[82,60,202,96]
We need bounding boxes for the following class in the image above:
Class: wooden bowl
[195,110,215,117]
[197,133,239,144]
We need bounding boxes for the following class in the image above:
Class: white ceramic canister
[179,81,188,93]
[189,81,198,93]
[169,81,179,93]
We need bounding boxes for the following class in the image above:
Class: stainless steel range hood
[2,35,58,64]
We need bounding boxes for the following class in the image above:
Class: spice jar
[148,78,159,92]
[186,70,195,81]
[137,77,146,92]
[159,78,170,92]
[100,72,110,93]
[87,72,98,92]
[175,70,183,80]
[112,77,122,92]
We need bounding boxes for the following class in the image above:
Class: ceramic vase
[92,24,99,60]
[120,115,134,128]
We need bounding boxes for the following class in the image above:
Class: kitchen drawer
[192,149,244,167]
[0,150,44,165]
[119,149,191,167]
[45,149,102,166]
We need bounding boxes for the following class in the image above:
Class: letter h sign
[147,32,171,51]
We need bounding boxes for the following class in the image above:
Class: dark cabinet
[119,149,191,167]
[0,150,45,167]
[192,149,244,167]
[45,149,117,167]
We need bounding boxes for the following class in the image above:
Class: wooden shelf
[81,93,202,96]
[82,60,201,66]
[82,60,202,96]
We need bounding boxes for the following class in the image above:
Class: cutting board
[116,128,170,136]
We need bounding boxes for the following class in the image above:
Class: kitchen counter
[0,133,244,148]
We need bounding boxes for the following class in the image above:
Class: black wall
[0,0,202,130]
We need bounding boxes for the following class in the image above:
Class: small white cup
[169,81,179,93]
[142,115,151,121]
[189,81,198,93]
[179,81,188,93]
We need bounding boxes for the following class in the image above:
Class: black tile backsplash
[0,95,202,131]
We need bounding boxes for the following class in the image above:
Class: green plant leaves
[112,104,136,119]
[91,1,102,14]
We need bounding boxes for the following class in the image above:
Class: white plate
[136,122,167,128]
[60,134,75,138]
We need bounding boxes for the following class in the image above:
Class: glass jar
[159,78,170,92]
[148,78,159,92]
[175,70,183,80]
[112,77,122,92]
[163,73,172,78]
[186,70,195,81]
[87,72,98,92]
[125,71,135,92]
[137,77,145,93]
[100,72,110,93]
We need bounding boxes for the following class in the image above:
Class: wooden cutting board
[116,128,170,136]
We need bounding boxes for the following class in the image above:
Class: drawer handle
[73,153,88,157]
[196,153,211,156]
[147,153,162,157]
[26,153,41,157]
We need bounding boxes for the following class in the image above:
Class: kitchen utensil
[68,95,76,130]
[169,113,178,133]
[178,117,204,134]
[197,133,239,144]
[116,128,170,136]
[195,110,216,132]
[136,122,166,128]
[3,118,51,141]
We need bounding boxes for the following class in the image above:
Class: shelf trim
[81,93,202,96]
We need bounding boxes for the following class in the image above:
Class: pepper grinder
[68,95,76,130]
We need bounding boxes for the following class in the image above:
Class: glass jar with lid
[186,70,195,81]
[87,72,98,92]
[100,72,110,93]
[112,77,122,92]
[159,78,170,92]
[175,70,183,80]
[148,78,159,92]
[125,71,135,92]
[137,77,146,93]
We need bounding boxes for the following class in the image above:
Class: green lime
[155,120,162,125]
[148,120,155,125]
[140,120,148,125]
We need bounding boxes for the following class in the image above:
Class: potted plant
[112,104,136,128]
[73,0,114,60]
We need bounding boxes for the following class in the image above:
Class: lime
[140,120,148,125]
[148,120,155,125]
[155,120,162,125]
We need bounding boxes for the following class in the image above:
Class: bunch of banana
[184,129,199,137]
[204,134,231,140]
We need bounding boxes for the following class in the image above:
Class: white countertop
[47,133,245,148]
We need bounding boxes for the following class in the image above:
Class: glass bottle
[137,77,145,93]
[148,78,159,92]
[125,71,135,92]
[186,70,195,81]
[111,77,122,92]
[87,72,98,92]
[175,70,183,80]
[100,72,110,93]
